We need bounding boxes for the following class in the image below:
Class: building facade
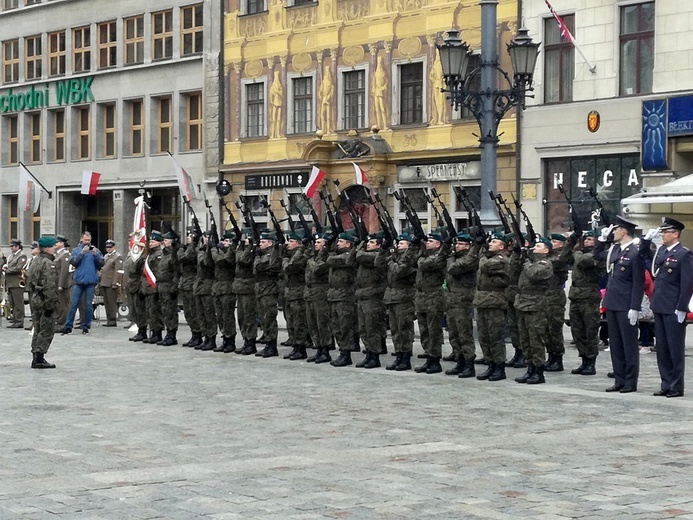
[0,0,220,251]
[222,0,522,234]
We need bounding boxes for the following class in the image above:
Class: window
[291,77,313,134]
[76,106,90,159]
[285,190,314,229]
[29,112,41,163]
[452,54,481,120]
[399,63,423,125]
[246,0,265,15]
[246,82,265,138]
[2,0,17,10]
[239,192,269,229]
[343,70,365,130]
[181,4,203,56]
[291,0,315,5]
[84,194,113,250]
[395,187,429,233]
[51,109,65,161]
[48,31,66,77]
[73,26,91,73]
[186,92,202,150]
[124,16,144,65]
[544,15,574,103]
[6,196,18,243]
[620,2,654,96]
[148,189,181,235]
[6,115,18,165]
[157,97,172,153]
[152,10,173,60]
[25,0,41,5]
[102,103,116,158]
[31,207,41,241]
[25,35,42,80]
[2,39,19,84]
[98,21,117,69]
[128,99,144,156]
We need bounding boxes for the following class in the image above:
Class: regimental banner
[245,172,308,190]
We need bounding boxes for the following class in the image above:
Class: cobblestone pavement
[1,318,693,520]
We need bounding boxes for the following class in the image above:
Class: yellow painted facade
[222,0,519,232]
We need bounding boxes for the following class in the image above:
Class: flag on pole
[352,163,368,185]
[18,164,40,214]
[143,256,157,288]
[304,165,325,198]
[170,153,199,200]
[80,170,101,195]
[545,0,576,46]
[130,195,147,261]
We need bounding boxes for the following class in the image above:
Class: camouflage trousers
[357,298,386,354]
[306,297,332,347]
[215,292,237,339]
[236,292,258,341]
[506,287,521,351]
[284,297,308,345]
[446,295,476,361]
[476,307,507,364]
[569,299,601,359]
[30,309,55,354]
[257,293,279,341]
[145,293,163,332]
[180,289,199,333]
[546,289,566,356]
[387,301,415,353]
[518,308,548,367]
[159,290,179,332]
[330,300,357,351]
[416,292,445,358]
[127,289,147,328]
[195,293,217,337]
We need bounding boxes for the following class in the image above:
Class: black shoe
[259,340,278,358]
[526,366,545,384]
[330,351,352,367]
[280,339,294,347]
[355,351,372,368]
[306,347,319,363]
[425,357,442,374]
[504,348,524,368]
[61,328,72,335]
[314,347,332,364]
[458,359,476,378]
[619,386,637,393]
[223,336,237,353]
[214,336,227,352]
[188,332,203,348]
[476,363,496,380]
[82,328,90,335]
[8,322,24,329]
[442,352,457,362]
[241,340,258,355]
[394,353,412,371]
[386,352,403,371]
[161,330,178,346]
[571,356,587,375]
[103,322,117,327]
[605,385,623,392]
[31,352,56,369]
[414,358,432,373]
[581,357,596,376]
[130,327,147,342]
[544,354,563,372]
[199,335,215,351]
[488,363,507,381]
[289,345,307,360]
[653,389,669,396]
[284,346,299,359]
[666,390,684,398]
[445,360,465,376]
[515,364,535,384]
[363,354,381,369]
[607,372,615,379]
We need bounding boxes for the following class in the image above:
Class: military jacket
[26,251,58,312]
[232,243,256,295]
[559,234,605,301]
[355,247,387,300]
[415,245,449,294]
[514,253,554,312]
[141,247,163,294]
[194,244,215,296]
[548,247,570,290]
[304,247,330,301]
[99,250,124,288]
[380,246,418,305]
[53,247,73,290]
[445,245,480,299]
[473,250,509,309]
[125,254,145,293]
[327,245,357,302]
[283,247,307,301]
[640,239,693,314]
[212,244,236,296]
[155,245,179,295]
[254,245,282,297]
[177,243,198,292]
[594,239,644,312]
[5,250,28,288]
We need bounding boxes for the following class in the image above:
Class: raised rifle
[586,185,612,227]
[374,193,398,239]
[454,187,486,239]
[279,199,297,233]
[424,189,447,237]
[301,194,323,234]
[182,195,203,240]
[319,189,344,234]
[431,188,457,238]
[220,200,242,239]
[394,189,426,241]
[367,192,393,244]
[511,193,537,244]
[204,195,220,246]
[265,198,286,245]
[488,191,511,234]
[237,195,261,244]
[494,191,524,249]
[557,183,584,235]
[332,180,368,242]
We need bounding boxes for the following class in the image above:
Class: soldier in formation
[99,239,124,327]
[26,236,58,369]
[3,239,28,329]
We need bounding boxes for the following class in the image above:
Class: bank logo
[641,99,667,171]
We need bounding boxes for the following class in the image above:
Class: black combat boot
[488,363,507,381]
[445,359,466,376]
[414,357,432,373]
[330,350,352,367]
[571,355,588,374]
[280,338,294,347]
[425,356,442,374]
[156,332,169,345]
[314,346,332,364]
[363,353,381,369]
[241,339,257,355]
[515,363,535,383]
[289,345,307,360]
[31,352,56,369]
[146,330,163,345]
[260,339,279,358]
[223,336,237,353]
[581,356,597,376]
[505,347,525,368]
[161,329,177,346]
[201,335,217,351]
[214,336,227,352]
[306,346,319,362]
[386,352,403,371]
[356,351,372,368]
[130,327,147,342]
[443,352,457,362]
[526,365,546,384]
[182,332,195,346]
[394,352,412,371]
[458,358,476,378]
[283,345,299,359]
[476,362,496,380]
[545,354,564,372]
[188,331,203,348]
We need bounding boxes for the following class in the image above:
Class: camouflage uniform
[545,245,570,366]
[355,245,387,355]
[178,242,201,345]
[445,244,480,364]
[195,244,217,342]
[253,244,282,350]
[473,250,510,365]
[505,248,524,363]
[155,242,180,344]
[283,246,308,347]
[304,246,332,354]
[415,243,450,360]
[327,244,357,353]
[212,243,237,348]
[124,253,147,339]
[233,243,258,350]
[26,250,57,355]
[142,245,164,341]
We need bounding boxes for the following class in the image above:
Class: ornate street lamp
[437,1,540,226]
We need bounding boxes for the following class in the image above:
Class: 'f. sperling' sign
[0,76,95,113]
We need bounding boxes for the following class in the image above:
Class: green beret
[490,232,507,244]
[338,232,356,243]
[550,233,566,242]
[260,231,276,241]
[162,231,176,240]
[38,236,56,247]
[396,233,412,242]
[427,233,443,242]
[536,237,553,250]
[223,229,236,240]
[582,230,595,237]
[367,231,384,242]
[287,231,303,241]
[150,230,163,242]
[455,233,473,243]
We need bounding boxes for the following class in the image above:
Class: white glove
[599,225,615,243]
[628,309,638,326]
[644,228,660,241]
[676,310,687,324]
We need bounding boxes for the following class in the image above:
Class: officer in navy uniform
[593,216,645,393]
[640,217,693,398]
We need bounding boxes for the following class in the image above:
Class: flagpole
[545,1,597,75]
[19,162,52,198]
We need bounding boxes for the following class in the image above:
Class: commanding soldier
[559,230,605,375]
[282,232,309,360]
[194,235,217,351]
[514,238,554,384]
[53,235,72,332]
[234,235,258,355]
[354,232,388,369]
[3,238,28,329]
[155,232,180,346]
[125,236,148,342]
[474,234,510,381]
[544,233,570,372]
[304,234,332,364]
[99,239,124,327]
[327,232,358,367]
[414,233,450,375]
[179,231,202,347]
[381,233,418,371]
[26,236,58,369]
[253,232,283,358]
[444,233,480,377]
[142,231,164,344]
[212,231,238,353]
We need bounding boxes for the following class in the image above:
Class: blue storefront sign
[641,99,668,171]
[667,96,693,136]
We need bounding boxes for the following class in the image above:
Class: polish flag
[144,256,157,288]
[352,162,368,185]
[170,152,199,200]
[80,170,101,195]
[18,164,40,213]
[304,165,325,198]
[545,0,576,46]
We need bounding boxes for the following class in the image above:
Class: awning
[622,173,693,205]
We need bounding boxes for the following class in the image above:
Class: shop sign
[245,172,307,190]
[397,162,481,183]
[0,76,95,114]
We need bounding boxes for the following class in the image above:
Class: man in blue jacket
[62,231,104,334]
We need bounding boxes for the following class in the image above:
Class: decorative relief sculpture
[337,0,369,20]
[269,70,284,139]
[371,54,388,130]
[240,16,267,38]
[288,7,315,29]
[318,63,334,134]
[429,52,446,125]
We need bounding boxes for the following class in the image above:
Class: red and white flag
[130,195,147,261]
[143,256,157,288]
[170,153,199,200]
[80,170,101,195]
[352,162,368,185]
[18,164,40,214]
[304,165,325,199]
[545,0,576,46]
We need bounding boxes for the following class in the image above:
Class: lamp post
[437,0,540,226]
